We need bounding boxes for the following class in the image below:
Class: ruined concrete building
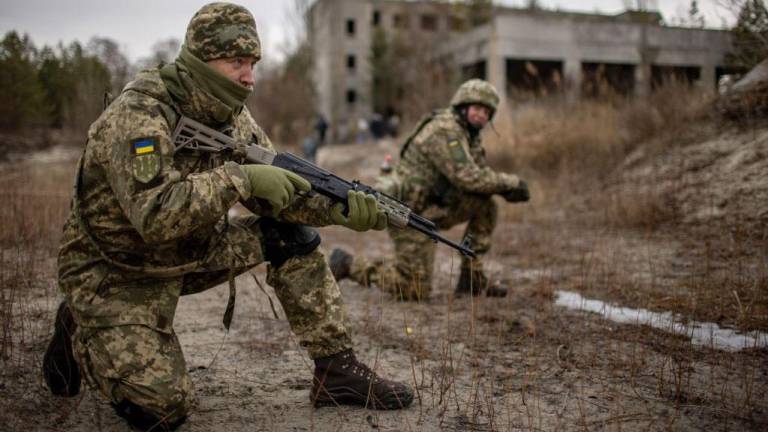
[308,0,733,140]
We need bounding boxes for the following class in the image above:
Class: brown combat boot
[42,301,81,397]
[311,349,414,410]
[329,248,353,281]
[455,267,508,298]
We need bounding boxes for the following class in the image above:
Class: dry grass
[0,159,72,363]
[1,93,766,430]
[485,80,715,188]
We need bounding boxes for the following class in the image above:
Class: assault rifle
[171,116,476,258]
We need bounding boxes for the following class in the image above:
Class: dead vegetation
[1,84,767,430]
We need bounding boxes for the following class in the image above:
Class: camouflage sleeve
[103,97,253,244]
[423,132,519,194]
[276,194,335,227]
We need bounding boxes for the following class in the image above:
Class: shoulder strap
[399,110,439,158]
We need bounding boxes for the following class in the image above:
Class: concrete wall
[310,0,372,141]
[310,0,462,140]
[310,2,733,138]
[488,10,732,97]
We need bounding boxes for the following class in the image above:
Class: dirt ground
[1,132,766,431]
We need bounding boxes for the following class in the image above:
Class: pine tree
[0,31,49,130]
[59,41,112,131]
[687,0,706,28]
[467,0,494,27]
[729,0,768,70]
[37,45,74,128]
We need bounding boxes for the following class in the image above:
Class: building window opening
[347,54,356,72]
[393,14,408,29]
[346,19,356,36]
[421,14,438,31]
[372,10,381,26]
[347,89,357,105]
[651,65,701,89]
[581,62,635,97]
[462,61,487,81]
[506,59,564,98]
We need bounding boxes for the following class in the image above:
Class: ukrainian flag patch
[448,139,468,163]
[132,138,156,155]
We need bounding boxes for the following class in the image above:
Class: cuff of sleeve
[223,162,253,201]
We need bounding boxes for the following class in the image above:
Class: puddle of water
[555,290,768,352]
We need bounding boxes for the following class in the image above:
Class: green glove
[331,190,387,232]
[239,164,311,215]
[502,179,530,203]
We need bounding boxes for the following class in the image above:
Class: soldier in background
[331,79,530,301]
[314,113,328,145]
[42,3,412,430]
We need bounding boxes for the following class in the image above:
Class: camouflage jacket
[395,108,518,212]
[58,68,333,330]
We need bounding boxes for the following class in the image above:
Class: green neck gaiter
[160,46,251,125]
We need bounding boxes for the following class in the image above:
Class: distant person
[41,3,412,430]
[370,112,386,140]
[330,79,530,301]
[314,114,328,145]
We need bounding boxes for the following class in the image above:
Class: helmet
[185,2,261,62]
[450,79,500,113]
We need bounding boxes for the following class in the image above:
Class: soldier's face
[466,104,491,128]
[206,56,258,90]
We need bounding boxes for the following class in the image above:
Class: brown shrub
[486,83,714,198]
[486,97,623,181]
[620,80,715,152]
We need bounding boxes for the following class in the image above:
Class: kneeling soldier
[42,3,413,429]
[331,79,530,301]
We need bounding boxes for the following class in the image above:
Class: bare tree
[87,37,131,92]
[136,38,181,70]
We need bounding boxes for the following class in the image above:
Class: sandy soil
[1,135,766,431]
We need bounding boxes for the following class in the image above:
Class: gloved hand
[331,190,387,232]
[240,164,311,215]
[502,179,530,203]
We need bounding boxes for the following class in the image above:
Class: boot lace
[340,353,383,384]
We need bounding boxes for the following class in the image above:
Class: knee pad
[258,218,321,268]
[112,400,188,431]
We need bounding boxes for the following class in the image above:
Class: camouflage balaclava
[160,2,261,125]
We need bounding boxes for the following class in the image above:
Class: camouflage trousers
[349,192,497,300]
[69,215,351,424]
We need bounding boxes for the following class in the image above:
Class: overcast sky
[0,0,736,63]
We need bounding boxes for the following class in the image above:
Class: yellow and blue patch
[448,139,468,163]
[130,137,161,184]
[132,138,156,155]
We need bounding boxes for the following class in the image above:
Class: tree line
[0,31,187,134]
[0,31,112,132]
[0,29,315,146]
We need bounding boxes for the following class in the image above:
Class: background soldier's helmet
[450,79,500,114]
[185,2,261,62]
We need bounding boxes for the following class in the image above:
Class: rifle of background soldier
[172,116,477,258]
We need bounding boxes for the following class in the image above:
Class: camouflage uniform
[57,3,350,424]
[349,80,520,300]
